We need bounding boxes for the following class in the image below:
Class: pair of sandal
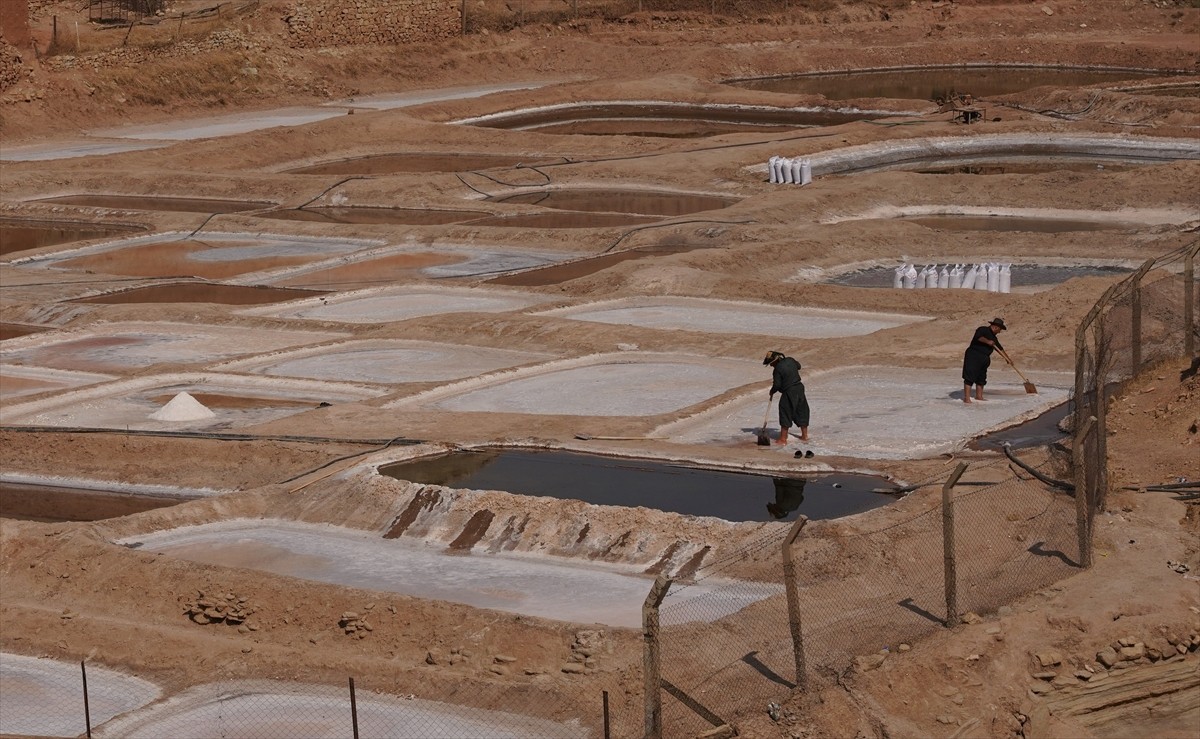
[793,449,815,458]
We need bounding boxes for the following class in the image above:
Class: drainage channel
[287,152,535,174]
[487,189,739,216]
[380,449,901,523]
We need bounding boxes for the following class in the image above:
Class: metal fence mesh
[654,457,1079,736]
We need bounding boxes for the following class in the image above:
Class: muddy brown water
[55,240,342,281]
[488,189,739,216]
[381,449,901,523]
[469,103,890,137]
[34,195,275,213]
[0,323,50,340]
[725,65,1165,101]
[488,244,704,286]
[0,218,145,257]
[259,207,489,225]
[829,264,1134,288]
[72,282,322,305]
[287,153,536,174]
[900,215,1143,233]
[0,482,190,522]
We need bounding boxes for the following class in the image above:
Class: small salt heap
[149,391,216,422]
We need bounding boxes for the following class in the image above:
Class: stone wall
[0,36,25,92]
[284,0,459,48]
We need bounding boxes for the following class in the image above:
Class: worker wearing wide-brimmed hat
[764,350,810,445]
[962,317,1011,403]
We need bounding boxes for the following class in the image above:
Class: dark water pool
[970,402,1070,451]
[0,482,190,522]
[0,218,145,257]
[72,282,323,305]
[380,450,900,523]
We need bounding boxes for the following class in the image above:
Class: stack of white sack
[892,262,1012,292]
[767,156,813,185]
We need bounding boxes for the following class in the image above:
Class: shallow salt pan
[217,339,555,383]
[390,353,760,416]
[0,653,160,738]
[242,285,553,324]
[0,322,346,373]
[0,365,114,400]
[123,520,779,628]
[656,365,1073,459]
[536,297,929,338]
[94,679,582,738]
[1,373,383,431]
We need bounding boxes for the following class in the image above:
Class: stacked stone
[339,607,375,638]
[183,591,259,633]
[285,0,460,48]
[0,40,25,92]
[1028,630,1199,695]
[562,628,607,675]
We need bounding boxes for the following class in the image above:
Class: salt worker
[962,317,1011,403]
[764,350,810,445]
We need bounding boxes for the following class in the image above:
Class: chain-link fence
[1072,239,1199,549]
[649,457,1080,737]
[0,654,636,738]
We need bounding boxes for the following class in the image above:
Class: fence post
[1073,416,1097,568]
[943,462,968,627]
[781,514,809,688]
[460,0,467,35]
[348,677,359,739]
[1186,245,1196,361]
[1131,271,1142,374]
[603,690,611,739]
[642,574,671,739]
[81,661,92,738]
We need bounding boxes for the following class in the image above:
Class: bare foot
[799,435,809,441]
[963,398,972,404]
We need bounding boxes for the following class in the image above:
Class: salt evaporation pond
[93,679,585,739]
[381,450,899,522]
[829,263,1134,289]
[0,653,160,738]
[535,297,929,338]
[122,520,779,628]
[244,286,553,324]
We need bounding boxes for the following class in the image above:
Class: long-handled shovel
[1004,354,1038,394]
[756,397,773,446]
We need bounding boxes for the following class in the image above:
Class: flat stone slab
[655,365,1073,459]
[218,339,555,384]
[0,653,160,738]
[535,296,929,338]
[391,352,760,417]
[94,678,584,738]
[243,285,553,324]
[122,520,779,628]
[0,322,346,373]
[1,373,383,431]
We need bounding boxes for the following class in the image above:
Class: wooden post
[81,661,92,738]
[943,463,968,627]
[1073,416,1097,569]
[348,677,359,739]
[781,514,809,688]
[1186,245,1196,360]
[642,574,671,739]
[603,690,611,739]
[461,0,467,35]
[1131,272,1142,374]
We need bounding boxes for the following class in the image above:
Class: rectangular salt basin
[0,365,114,400]
[535,297,930,338]
[390,353,760,416]
[0,322,346,373]
[242,286,552,324]
[656,365,1074,459]
[123,520,779,628]
[217,339,555,383]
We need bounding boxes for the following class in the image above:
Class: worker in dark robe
[962,317,1010,403]
[764,350,810,445]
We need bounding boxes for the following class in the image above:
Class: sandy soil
[2,1,1199,737]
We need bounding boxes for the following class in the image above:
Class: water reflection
[767,477,807,520]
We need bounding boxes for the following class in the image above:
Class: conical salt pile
[149,391,216,421]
